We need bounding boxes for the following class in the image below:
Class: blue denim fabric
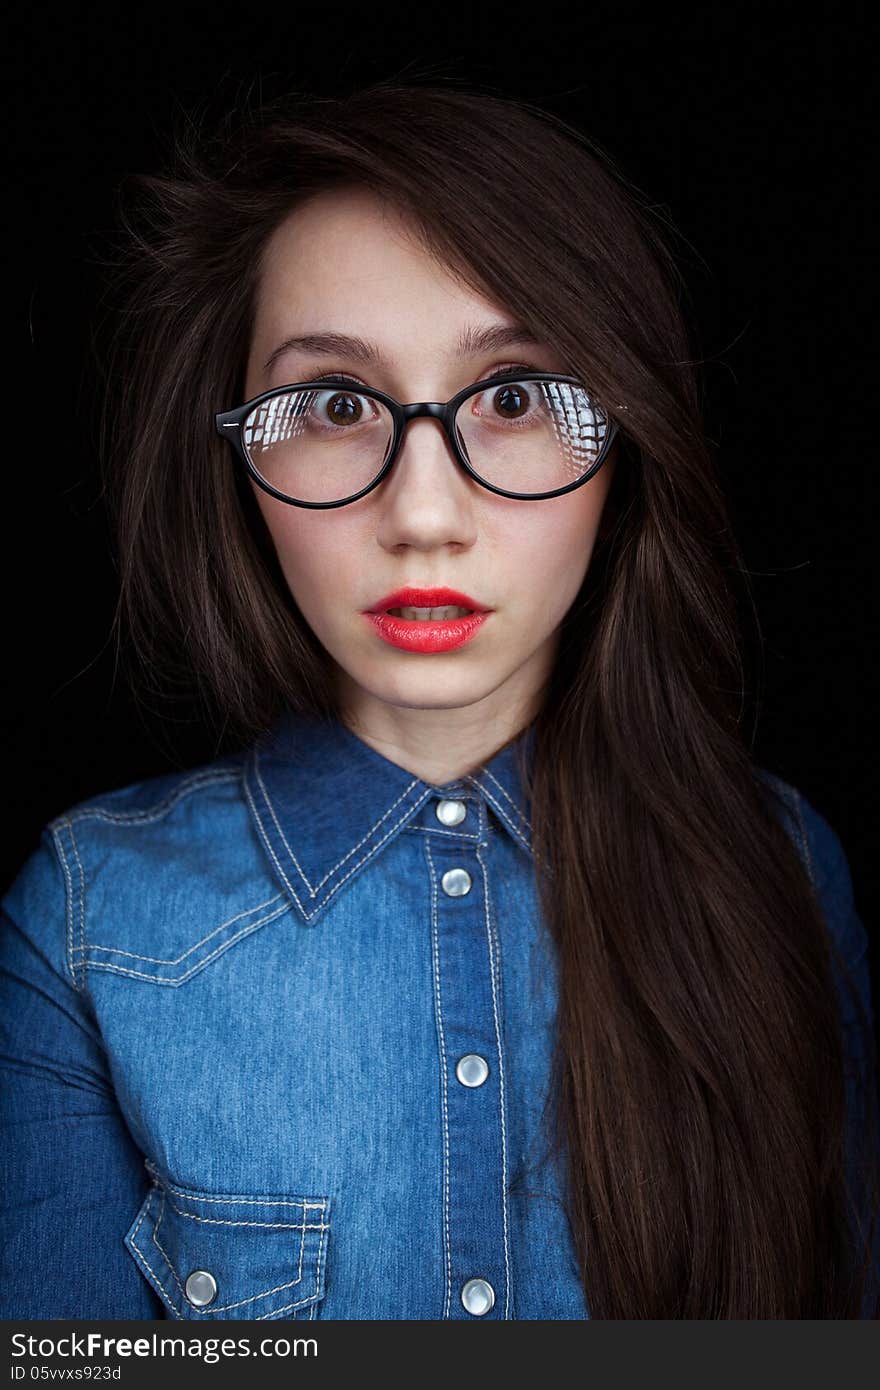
[0,709,875,1319]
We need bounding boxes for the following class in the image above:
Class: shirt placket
[423,789,511,1319]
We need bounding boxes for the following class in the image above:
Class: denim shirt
[0,709,875,1320]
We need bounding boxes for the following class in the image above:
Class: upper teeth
[387,606,474,620]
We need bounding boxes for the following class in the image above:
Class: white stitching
[150,1191,204,1303]
[150,1190,312,1314]
[58,821,88,991]
[69,828,86,980]
[253,744,421,894]
[72,892,285,964]
[254,1293,319,1319]
[48,773,271,988]
[252,748,319,895]
[127,1189,182,1319]
[259,1207,328,1320]
[129,1184,329,1318]
[52,770,240,829]
[143,1161,326,1209]
[471,780,532,856]
[308,774,422,891]
[163,1200,330,1231]
[72,830,86,982]
[242,774,311,914]
[301,794,432,906]
[50,826,80,993]
[476,839,512,1320]
[75,899,294,984]
[479,767,534,836]
[248,771,429,922]
[405,825,481,842]
[425,838,452,1320]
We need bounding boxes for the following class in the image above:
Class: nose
[375,413,478,550]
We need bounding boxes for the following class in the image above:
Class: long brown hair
[94,78,878,1316]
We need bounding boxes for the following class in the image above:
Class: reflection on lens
[243,386,395,504]
[455,379,608,493]
[241,379,609,504]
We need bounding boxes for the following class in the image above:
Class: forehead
[254,186,501,338]
[245,186,563,401]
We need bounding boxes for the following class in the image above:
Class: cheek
[561,473,613,566]
[256,496,351,605]
[517,493,606,597]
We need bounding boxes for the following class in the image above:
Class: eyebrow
[262,323,547,374]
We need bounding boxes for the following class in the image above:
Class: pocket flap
[125,1165,330,1320]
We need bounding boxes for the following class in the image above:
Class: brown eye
[325,391,364,426]
[493,383,530,418]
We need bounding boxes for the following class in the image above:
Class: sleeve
[791,787,879,1317]
[0,828,165,1319]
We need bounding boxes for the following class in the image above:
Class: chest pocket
[125,1164,331,1320]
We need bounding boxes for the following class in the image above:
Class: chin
[376,672,494,710]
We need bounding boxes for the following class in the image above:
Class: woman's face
[244,185,615,762]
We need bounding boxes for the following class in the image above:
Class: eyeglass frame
[214,369,619,509]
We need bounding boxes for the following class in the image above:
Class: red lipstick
[364,586,492,653]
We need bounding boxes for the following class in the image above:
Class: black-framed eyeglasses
[214,370,619,509]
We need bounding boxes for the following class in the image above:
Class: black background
[4,5,875,973]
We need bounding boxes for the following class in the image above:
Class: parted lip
[367,587,491,614]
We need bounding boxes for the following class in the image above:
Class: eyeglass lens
[242,378,609,504]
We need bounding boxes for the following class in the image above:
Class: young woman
[1,82,876,1321]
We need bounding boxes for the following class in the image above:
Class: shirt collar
[243,708,535,924]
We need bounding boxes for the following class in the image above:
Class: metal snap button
[435,798,467,827]
[441,867,472,897]
[185,1269,218,1307]
[461,1277,495,1315]
[456,1054,490,1087]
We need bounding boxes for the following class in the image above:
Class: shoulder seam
[48,768,241,831]
[48,822,84,993]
